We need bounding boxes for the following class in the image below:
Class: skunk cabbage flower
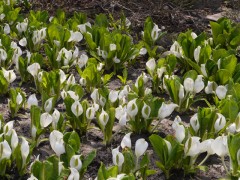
[216,85,227,100]
[67,91,79,101]
[109,43,117,51]
[99,95,106,107]
[68,31,83,43]
[27,63,41,77]
[127,98,138,118]
[40,112,53,128]
[27,94,38,108]
[0,140,12,161]
[91,89,99,103]
[157,67,166,79]
[4,23,10,34]
[141,102,151,119]
[44,97,54,112]
[3,121,14,136]
[200,139,214,155]
[86,107,95,120]
[226,123,236,134]
[205,81,215,94]
[77,22,91,33]
[16,92,23,105]
[184,78,194,92]
[164,139,172,154]
[151,23,161,41]
[109,90,119,103]
[184,137,201,157]
[121,132,132,149]
[214,113,226,133]
[71,101,83,117]
[158,102,178,119]
[79,77,86,86]
[68,167,80,180]
[194,46,201,63]
[178,84,185,100]
[16,19,28,34]
[135,138,148,158]
[2,68,16,83]
[21,137,29,166]
[172,116,185,143]
[61,90,68,100]
[112,146,124,169]
[52,109,61,130]
[191,32,197,39]
[139,48,147,55]
[194,75,204,93]
[146,58,156,74]
[77,54,88,68]
[66,74,76,85]
[59,69,66,84]
[211,135,228,157]
[190,113,200,133]
[10,129,18,151]
[19,37,27,47]
[201,64,208,77]
[144,88,152,96]
[27,174,38,180]
[0,49,7,62]
[49,130,65,157]
[70,155,82,171]
[99,109,109,128]
[97,63,104,71]
[169,41,183,58]
[119,112,128,126]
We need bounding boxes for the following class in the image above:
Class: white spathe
[146,58,156,74]
[127,98,138,118]
[121,132,132,149]
[49,130,65,157]
[190,113,200,133]
[2,68,16,83]
[141,102,151,119]
[158,102,178,119]
[109,90,119,103]
[40,112,53,128]
[71,101,83,117]
[44,97,54,113]
[184,137,201,157]
[21,137,30,166]
[0,140,12,161]
[27,94,38,108]
[70,155,82,171]
[27,63,41,77]
[216,85,227,100]
[135,138,148,158]
[211,135,228,157]
[99,109,109,128]
[68,167,80,180]
[214,113,226,133]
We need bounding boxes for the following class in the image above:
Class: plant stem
[151,118,162,133]
[135,157,139,171]
[198,154,209,166]
[221,156,229,174]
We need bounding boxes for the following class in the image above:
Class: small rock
[206,13,223,21]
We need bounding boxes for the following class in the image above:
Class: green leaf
[82,150,96,169]
[210,21,223,46]
[219,97,239,122]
